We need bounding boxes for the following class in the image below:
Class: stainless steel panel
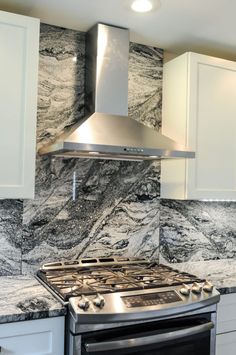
[39,113,195,159]
[69,303,217,334]
[85,24,129,117]
[84,321,214,352]
[69,285,220,324]
[40,256,149,271]
[94,24,129,116]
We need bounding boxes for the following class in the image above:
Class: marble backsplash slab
[0,200,22,276]
[22,159,160,273]
[37,24,86,149]
[128,43,162,130]
[160,199,236,263]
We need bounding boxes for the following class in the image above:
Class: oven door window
[82,315,213,355]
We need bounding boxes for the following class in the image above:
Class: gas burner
[37,257,205,302]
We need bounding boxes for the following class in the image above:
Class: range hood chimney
[39,23,195,161]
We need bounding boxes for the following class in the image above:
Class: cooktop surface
[37,257,205,302]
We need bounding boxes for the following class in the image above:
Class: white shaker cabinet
[0,10,39,198]
[161,52,236,200]
[0,316,65,355]
[216,293,236,355]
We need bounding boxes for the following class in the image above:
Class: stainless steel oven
[81,314,214,354]
[68,305,217,355]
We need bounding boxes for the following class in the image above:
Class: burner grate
[37,261,205,302]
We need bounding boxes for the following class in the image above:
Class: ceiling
[1,0,236,60]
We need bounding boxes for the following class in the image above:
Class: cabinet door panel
[161,52,236,200]
[188,55,236,199]
[0,11,39,198]
[0,21,25,188]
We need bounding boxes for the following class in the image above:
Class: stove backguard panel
[0,24,235,276]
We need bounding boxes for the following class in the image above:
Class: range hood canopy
[39,23,195,161]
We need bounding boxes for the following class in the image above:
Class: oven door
[81,314,214,355]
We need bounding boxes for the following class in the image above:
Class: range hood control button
[93,294,105,308]
[191,282,202,294]
[124,148,144,153]
[203,281,213,293]
[179,284,191,296]
[78,295,90,310]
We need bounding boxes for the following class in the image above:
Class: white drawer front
[0,331,52,354]
[0,317,64,355]
[217,294,236,334]
[216,332,236,355]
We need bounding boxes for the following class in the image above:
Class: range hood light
[131,0,153,12]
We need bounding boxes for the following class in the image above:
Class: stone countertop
[173,259,236,295]
[0,275,66,324]
[1,259,235,325]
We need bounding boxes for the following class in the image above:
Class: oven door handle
[84,321,214,352]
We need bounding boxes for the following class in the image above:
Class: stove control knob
[191,282,202,294]
[93,294,105,308]
[203,281,213,293]
[78,295,90,310]
[179,284,191,296]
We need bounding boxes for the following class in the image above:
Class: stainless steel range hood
[39,23,195,161]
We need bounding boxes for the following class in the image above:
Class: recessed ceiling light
[131,0,153,12]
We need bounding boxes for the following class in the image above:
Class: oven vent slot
[99,258,115,263]
[81,259,98,264]
[43,262,62,268]
[64,261,80,265]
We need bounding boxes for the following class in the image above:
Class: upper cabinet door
[161,52,236,200]
[0,10,39,199]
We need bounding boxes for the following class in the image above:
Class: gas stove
[37,257,218,317]
[37,257,206,301]
[37,257,220,355]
